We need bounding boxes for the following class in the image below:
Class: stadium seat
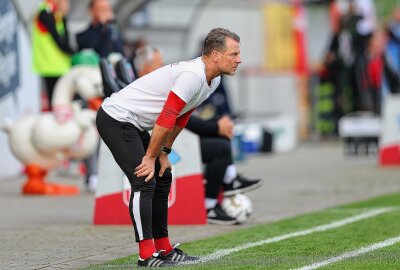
[99,58,124,98]
[115,58,136,85]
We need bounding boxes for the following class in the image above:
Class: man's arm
[38,10,74,54]
[164,125,183,149]
[135,124,172,181]
[156,108,194,177]
[142,120,185,178]
[186,115,233,139]
[145,124,173,158]
[144,106,194,158]
[164,107,195,147]
[186,115,219,137]
[135,92,190,181]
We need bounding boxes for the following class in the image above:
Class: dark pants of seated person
[43,76,60,111]
[200,137,233,199]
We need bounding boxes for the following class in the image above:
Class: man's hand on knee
[135,155,156,182]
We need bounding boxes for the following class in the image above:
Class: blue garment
[382,29,400,98]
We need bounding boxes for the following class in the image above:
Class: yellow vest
[32,2,71,76]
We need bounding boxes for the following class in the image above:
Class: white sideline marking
[294,235,400,270]
[196,208,393,263]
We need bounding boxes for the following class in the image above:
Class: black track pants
[96,107,172,242]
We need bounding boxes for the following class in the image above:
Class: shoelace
[172,247,186,256]
[153,250,169,261]
[170,243,186,255]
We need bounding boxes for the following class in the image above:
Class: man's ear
[211,51,219,62]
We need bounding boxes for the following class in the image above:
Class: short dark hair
[202,28,240,56]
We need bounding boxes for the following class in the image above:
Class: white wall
[13,0,41,24]
[0,25,40,179]
[185,5,264,67]
[306,5,331,65]
[184,5,264,115]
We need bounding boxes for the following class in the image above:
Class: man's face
[215,37,242,76]
[56,0,69,15]
[91,0,114,24]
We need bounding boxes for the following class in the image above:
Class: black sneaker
[223,174,262,196]
[165,243,200,263]
[207,204,237,225]
[137,251,178,267]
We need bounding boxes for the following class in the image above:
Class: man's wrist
[145,153,157,159]
[161,146,172,155]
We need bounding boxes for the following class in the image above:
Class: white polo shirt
[101,57,221,131]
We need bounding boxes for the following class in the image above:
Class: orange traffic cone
[22,164,79,195]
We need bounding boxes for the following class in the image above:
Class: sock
[139,239,156,260]
[205,198,217,209]
[223,164,237,184]
[154,237,173,254]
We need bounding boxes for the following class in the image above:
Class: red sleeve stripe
[155,91,187,129]
[176,108,195,128]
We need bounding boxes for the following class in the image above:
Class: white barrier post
[379,94,400,166]
[93,130,207,225]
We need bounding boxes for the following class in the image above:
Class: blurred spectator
[384,7,400,95]
[32,0,74,110]
[365,29,387,114]
[134,45,262,225]
[318,0,378,135]
[343,0,376,112]
[76,0,123,58]
[387,7,400,71]
[76,0,124,191]
[124,38,148,75]
[134,46,163,78]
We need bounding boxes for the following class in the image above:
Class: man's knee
[154,168,172,197]
[161,168,172,182]
[156,168,172,187]
[126,170,156,193]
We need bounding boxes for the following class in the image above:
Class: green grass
[83,193,400,269]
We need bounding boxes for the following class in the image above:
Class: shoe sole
[223,181,263,196]
[207,218,238,225]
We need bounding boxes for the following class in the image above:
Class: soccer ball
[221,194,253,223]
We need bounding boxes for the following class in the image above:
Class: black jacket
[76,22,124,58]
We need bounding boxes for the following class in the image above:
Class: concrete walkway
[1,142,399,270]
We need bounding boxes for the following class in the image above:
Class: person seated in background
[385,6,400,95]
[134,46,164,78]
[133,45,262,225]
[185,114,262,224]
[76,0,124,58]
[32,0,75,111]
[123,38,149,75]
